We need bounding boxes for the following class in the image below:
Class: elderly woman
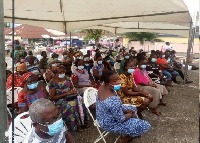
[28,99,76,143]
[93,54,104,81]
[71,59,96,92]
[18,74,47,113]
[97,70,151,143]
[49,65,89,132]
[133,57,168,116]
[117,60,153,119]
[6,63,33,89]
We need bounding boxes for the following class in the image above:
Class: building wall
[123,37,199,53]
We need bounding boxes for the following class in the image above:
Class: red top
[156,58,167,70]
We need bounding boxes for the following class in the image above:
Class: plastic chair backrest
[71,64,77,73]
[7,87,23,105]
[8,112,32,143]
[114,62,120,71]
[83,87,98,108]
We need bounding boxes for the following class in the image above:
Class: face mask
[45,118,64,136]
[58,73,65,78]
[27,82,38,89]
[120,52,122,55]
[85,64,89,66]
[107,60,110,63]
[128,69,135,74]
[98,61,102,64]
[167,59,171,63]
[113,84,121,91]
[125,56,129,59]
[118,47,121,49]
[78,66,84,70]
[140,65,146,69]
[162,55,165,58]
[131,54,134,57]
[134,54,137,56]
[112,52,116,56]
[20,59,25,62]
[55,58,58,61]
[52,64,57,67]
[63,55,67,58]
[151,58,157,63]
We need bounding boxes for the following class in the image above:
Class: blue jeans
[162,70,179,80]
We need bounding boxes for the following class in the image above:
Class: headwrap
[16,63,27,72]
[22,72,35,83]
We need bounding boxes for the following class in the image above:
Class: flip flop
[159,102,167,106]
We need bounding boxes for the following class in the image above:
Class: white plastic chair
[114,62,120,73]
[83,87,120,143]
[43,73,49,93]
[7,87,23,117]
[71,64,77,73]
[6,112,32,143]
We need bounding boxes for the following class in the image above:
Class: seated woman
[18,74,47,113]
[45,61,58,83]
[93,54,104,81]
[49,65,89,132]
[103,55,112,72]
[39,51,48,72]
[97,70,151,143]
[71,59,96,93]
[133,57,168,116]
[118,60,153,119]
[6,63,33,89]
[146,54,165,84]
[119,52,131,75]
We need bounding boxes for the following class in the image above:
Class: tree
[122,32,163,50]
[4,23,10,27]
[82,29,103,45]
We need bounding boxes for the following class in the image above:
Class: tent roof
[4,0,192,35]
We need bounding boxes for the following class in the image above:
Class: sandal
[152,111,162,116]
[159,102,167,106]
[84,122,90,128]
[77,126,84,132]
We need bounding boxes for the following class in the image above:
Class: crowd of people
[5,40,193,143]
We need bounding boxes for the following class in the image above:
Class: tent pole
[0,0,8,142]
[184,21,193,84]
[70,32,72,47]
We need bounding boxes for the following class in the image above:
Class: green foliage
[123,32,162,45]
[82,29,103,41]
[4,23,10,27]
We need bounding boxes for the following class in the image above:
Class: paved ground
[5,53,199,143]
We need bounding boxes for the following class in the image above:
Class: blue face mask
[140,65,146,69]
[85,64,89,66]
[27,82,39,90]
[98,61,102,64]
[162,55,165,58]
[78,66,84,70]
[58,73,65,78]
[128,69,135,74]
[113,84,121,91]
[151,58,157,63]
[63,55,67,58]
[55,58,58,61]
[47,118,64,136]
[107,60,110,63]
[125,56,129,59]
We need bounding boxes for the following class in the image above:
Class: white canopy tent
[4,0,192,34]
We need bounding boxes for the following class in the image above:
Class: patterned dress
[96,95,151,137]
[49,77,89,131]
[117,74,145,107]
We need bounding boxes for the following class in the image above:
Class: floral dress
[96,95,151,137]
[49,77,89,131]
[117,74,145,107]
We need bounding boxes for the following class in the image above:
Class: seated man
[156,52,179,85]
[28,99,76,143]
[25,50,39,66]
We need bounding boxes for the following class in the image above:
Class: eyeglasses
[37,112,62,126]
